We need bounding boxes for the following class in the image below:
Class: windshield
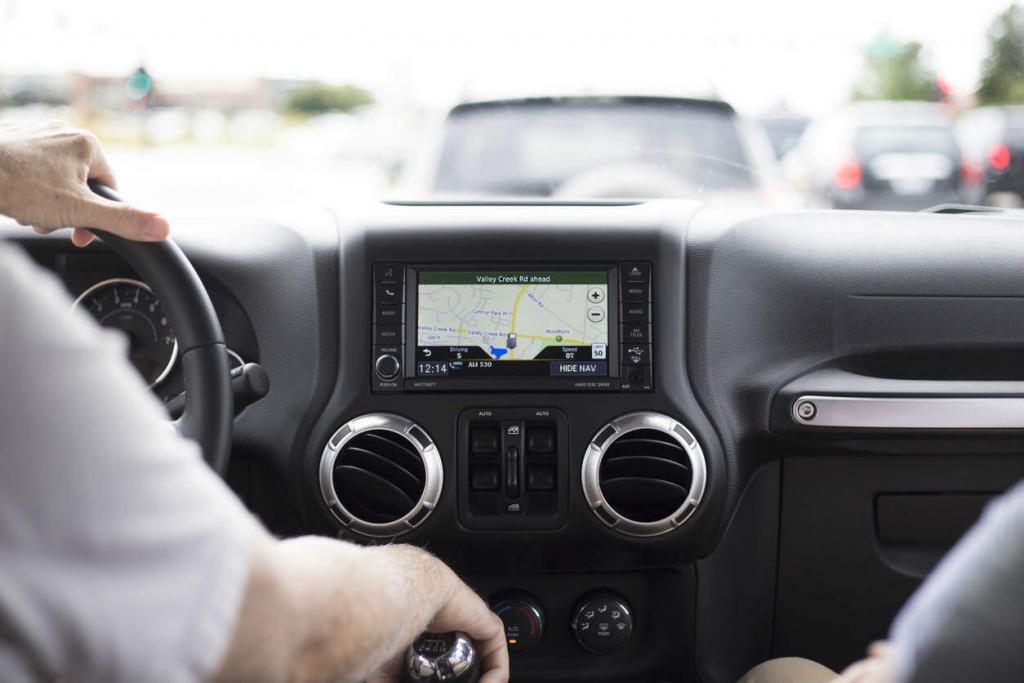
[3,0,1023,212]
[435,101,755,197]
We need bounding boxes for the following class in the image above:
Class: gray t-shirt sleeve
[0,243,257,683]
[890,480,1024,683]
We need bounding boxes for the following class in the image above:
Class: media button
[373,263,403,284]
[374,324,403,344]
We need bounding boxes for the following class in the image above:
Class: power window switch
[526,427,555,454]
[471,465,500,491]
[527,465,556,491]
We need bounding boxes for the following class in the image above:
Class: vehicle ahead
[785,101,972,211]
[404,95,789,208]
[956,105,1024,207]
[757,114,810,160]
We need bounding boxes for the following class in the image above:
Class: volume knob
[375,353,401,380]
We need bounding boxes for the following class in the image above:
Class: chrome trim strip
[792,395,1024,429]
[582,411,707,538]
[319,413,443,538]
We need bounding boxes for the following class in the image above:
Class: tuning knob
[405,631,481,683]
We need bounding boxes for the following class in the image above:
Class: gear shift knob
[405,631,481,682]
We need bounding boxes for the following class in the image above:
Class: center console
[306,204,724,682]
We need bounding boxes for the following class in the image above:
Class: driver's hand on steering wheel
[0,120,169,246]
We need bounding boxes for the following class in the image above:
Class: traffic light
[125,67,153,109]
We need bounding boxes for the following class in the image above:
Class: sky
[0,0,1016,115]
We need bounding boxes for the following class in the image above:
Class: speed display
[415,270,610,378]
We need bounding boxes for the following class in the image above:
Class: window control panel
[458,408,568,530]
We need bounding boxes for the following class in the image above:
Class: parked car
[785,101,972,210]
[404,95,794,208]
[757,114,810,160]
[955,105,1024,207]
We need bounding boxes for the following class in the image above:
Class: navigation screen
[415,270,611,379]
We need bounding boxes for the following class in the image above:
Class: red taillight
[833,160,862,190]
[989,143,1011,170]
[960,161,984,187]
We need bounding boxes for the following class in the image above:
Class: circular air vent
[582,412,707,537]
[319,413,442,537]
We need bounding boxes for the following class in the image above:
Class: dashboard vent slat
[583,413,708,537]
[334,465,416,523]
[319,414,443,538]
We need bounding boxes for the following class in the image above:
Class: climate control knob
[571,593,633,654]
[375,353,401,380]
[491,593,545,653]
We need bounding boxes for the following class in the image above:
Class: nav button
[373,263,403,284]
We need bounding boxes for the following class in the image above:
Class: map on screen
[416,271,609,364]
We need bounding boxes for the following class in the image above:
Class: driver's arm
[0,125,508,683]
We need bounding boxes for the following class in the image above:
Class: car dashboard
[5,200,1024,683]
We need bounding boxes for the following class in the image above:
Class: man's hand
[213,535,509,683]
[366,559,509,683]
[0,120,169,246]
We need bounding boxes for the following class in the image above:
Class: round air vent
[319,413,442,538]
[582,412,707,537]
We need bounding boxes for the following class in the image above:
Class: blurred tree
[977,4,1024,104]
[853,33,940,101]
[285,83,373,115]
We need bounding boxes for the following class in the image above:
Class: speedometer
[73,278,178,386]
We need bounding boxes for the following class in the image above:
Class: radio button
[375,303,402,324]
[375,283,403,304]
[375,353,401,380]
[622,283,649,303]
[373,263,403,284]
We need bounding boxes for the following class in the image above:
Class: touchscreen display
[416,270,610,378]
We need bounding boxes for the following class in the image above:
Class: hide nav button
[550,361,608,376]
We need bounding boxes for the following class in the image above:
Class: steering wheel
[86,181,233,475]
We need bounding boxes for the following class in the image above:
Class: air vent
[320,413,443,537]
[582,412,707,537]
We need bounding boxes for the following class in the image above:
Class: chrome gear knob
[405,631,481,682]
